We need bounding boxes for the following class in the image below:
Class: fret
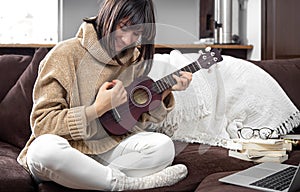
[151,48,222,94]
[100,48,222,135]
[154,63,205,93]
[194,61,202,70]
[191,62,198,72]
[163,80,169,90]
[181,62,201,73]
[165,76,173,87]
[156,81,165,92]
[169,75,177,85]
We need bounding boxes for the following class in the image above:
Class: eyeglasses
[237,127,276,140]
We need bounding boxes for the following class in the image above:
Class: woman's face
[114,20,143,52]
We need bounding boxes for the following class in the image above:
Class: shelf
[154,44,253,50]
[0,43,253,59]
[154,44,253,59]
[0,43,253,50]
[0,43,56,48]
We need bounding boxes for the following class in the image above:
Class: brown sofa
[0,48,299,192]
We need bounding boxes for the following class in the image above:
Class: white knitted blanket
[149,51,300,148]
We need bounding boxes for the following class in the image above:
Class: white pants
[26,132,175,190]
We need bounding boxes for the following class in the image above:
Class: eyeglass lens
[239,127,273,140]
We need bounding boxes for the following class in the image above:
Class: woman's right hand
[85,80,127,121]
[96,79,128,115]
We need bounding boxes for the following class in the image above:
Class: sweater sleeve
[30,47,88,140]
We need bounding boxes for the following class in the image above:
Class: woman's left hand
[171,71,192,91]
[161,71,192,100]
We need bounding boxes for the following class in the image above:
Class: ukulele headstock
[197,47,223,69]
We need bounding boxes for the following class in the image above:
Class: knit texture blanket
[149,51,300,148]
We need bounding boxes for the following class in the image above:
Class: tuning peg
[210,52,215,56]
[198,50,204,55]
[205,46,211,52]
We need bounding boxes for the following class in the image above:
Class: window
[0,0,58,44]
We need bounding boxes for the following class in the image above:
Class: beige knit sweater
[17,22,175,170]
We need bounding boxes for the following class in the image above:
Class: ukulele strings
[100,53,219,122]
[99,62,202,122]
[100,65,193,121]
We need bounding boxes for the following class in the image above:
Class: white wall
[208,0,261,60]
[60,0,100,40]
[153,0,262,60]
[153,0,199,44]
[60,0,200,44]
[59,0,261,60]
[246,0,261,60]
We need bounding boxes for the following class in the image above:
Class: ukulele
[99,47,223,135]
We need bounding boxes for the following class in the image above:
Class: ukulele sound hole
[131,86,151,107]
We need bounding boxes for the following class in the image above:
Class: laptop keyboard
[250,166,297,191]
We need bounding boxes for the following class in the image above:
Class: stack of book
[228,138,292,163]
[281,134,300,150]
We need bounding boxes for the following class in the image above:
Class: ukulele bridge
[111,108,121,122]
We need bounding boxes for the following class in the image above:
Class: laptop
[219,162,300,192]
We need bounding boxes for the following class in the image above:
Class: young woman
[18,0,192,191]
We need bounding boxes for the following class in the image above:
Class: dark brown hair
[86,0,156,74]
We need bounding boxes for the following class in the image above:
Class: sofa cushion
[250,58,300,110]
[0,48,48,148]
[0,141,36,192]
[250,58,300,133]
[195,171,259,192]
[0,54,32,102]
[36,142,255,192]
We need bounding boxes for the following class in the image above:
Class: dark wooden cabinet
[199,0,300,60]
[199,0,214,39]
[262,0,300,59]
